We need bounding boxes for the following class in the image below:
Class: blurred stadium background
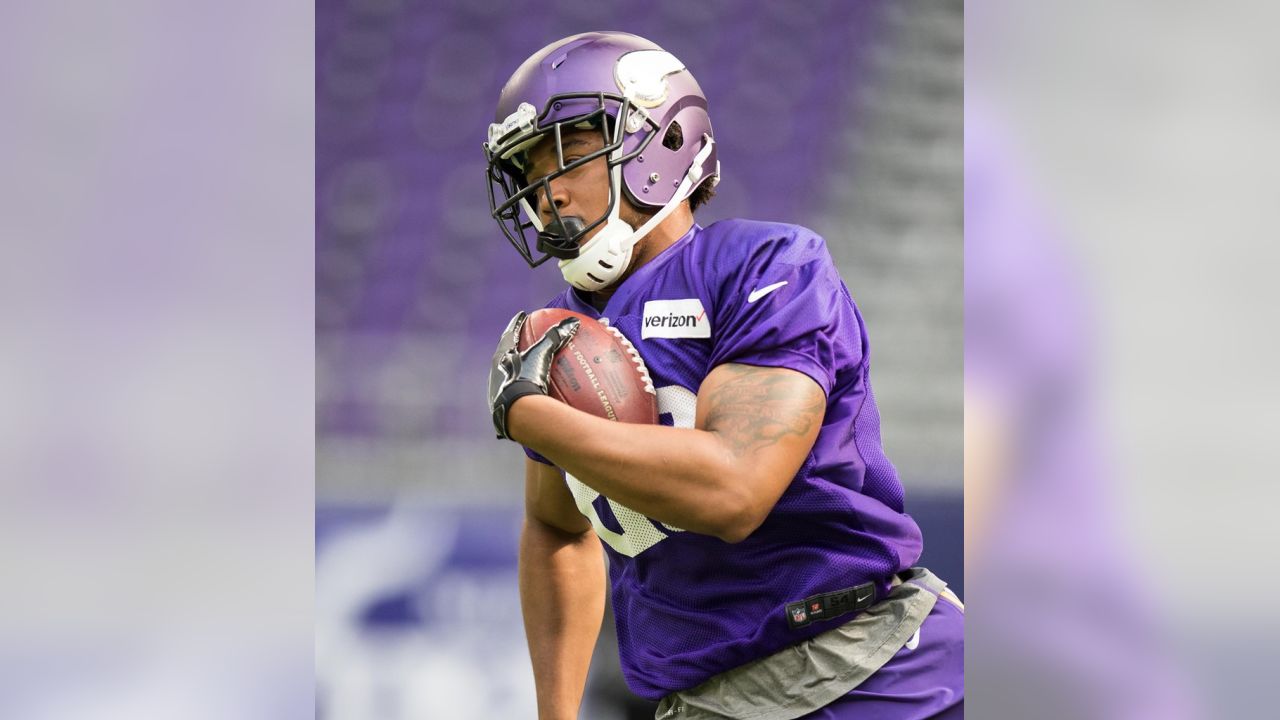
[316,1,962,717]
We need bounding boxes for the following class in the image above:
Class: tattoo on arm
[702,365,826,456]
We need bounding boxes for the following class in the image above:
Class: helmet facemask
[485,93,659,277]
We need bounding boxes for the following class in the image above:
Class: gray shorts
[655,567,960,720]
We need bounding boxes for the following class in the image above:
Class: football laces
[603,324,656,395]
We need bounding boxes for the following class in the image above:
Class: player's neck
[589,207,694,309]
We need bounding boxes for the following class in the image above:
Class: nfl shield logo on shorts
[789,604,808,625]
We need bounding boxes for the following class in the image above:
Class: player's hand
[488,311,580,440]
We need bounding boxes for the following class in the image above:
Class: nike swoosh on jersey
[747,280,788,303]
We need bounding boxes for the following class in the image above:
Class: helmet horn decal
[614,50,686,108]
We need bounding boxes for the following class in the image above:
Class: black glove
[488,311,580,440]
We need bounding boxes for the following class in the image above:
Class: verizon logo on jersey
[641,298,711,340]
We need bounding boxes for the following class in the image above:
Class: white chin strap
[557,135,715,293]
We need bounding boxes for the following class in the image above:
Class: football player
[485,32,963,720]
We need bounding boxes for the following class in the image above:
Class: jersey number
[563,385,694,557]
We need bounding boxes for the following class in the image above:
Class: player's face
[523,128,646,245]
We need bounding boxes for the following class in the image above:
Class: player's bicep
[524,457,592,536]
[696,363,826,489]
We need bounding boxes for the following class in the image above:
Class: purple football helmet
[484,31,719,291]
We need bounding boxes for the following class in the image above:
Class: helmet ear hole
[662,121,684,151]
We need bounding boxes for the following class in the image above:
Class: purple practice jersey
[525,219,923,699]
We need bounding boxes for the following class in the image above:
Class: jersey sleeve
[524,446,554,466]
[707,229,864,396]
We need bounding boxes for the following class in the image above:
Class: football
[518,308,658,424]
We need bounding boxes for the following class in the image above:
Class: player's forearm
[510,396,757,541]
[519,515,605,720]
